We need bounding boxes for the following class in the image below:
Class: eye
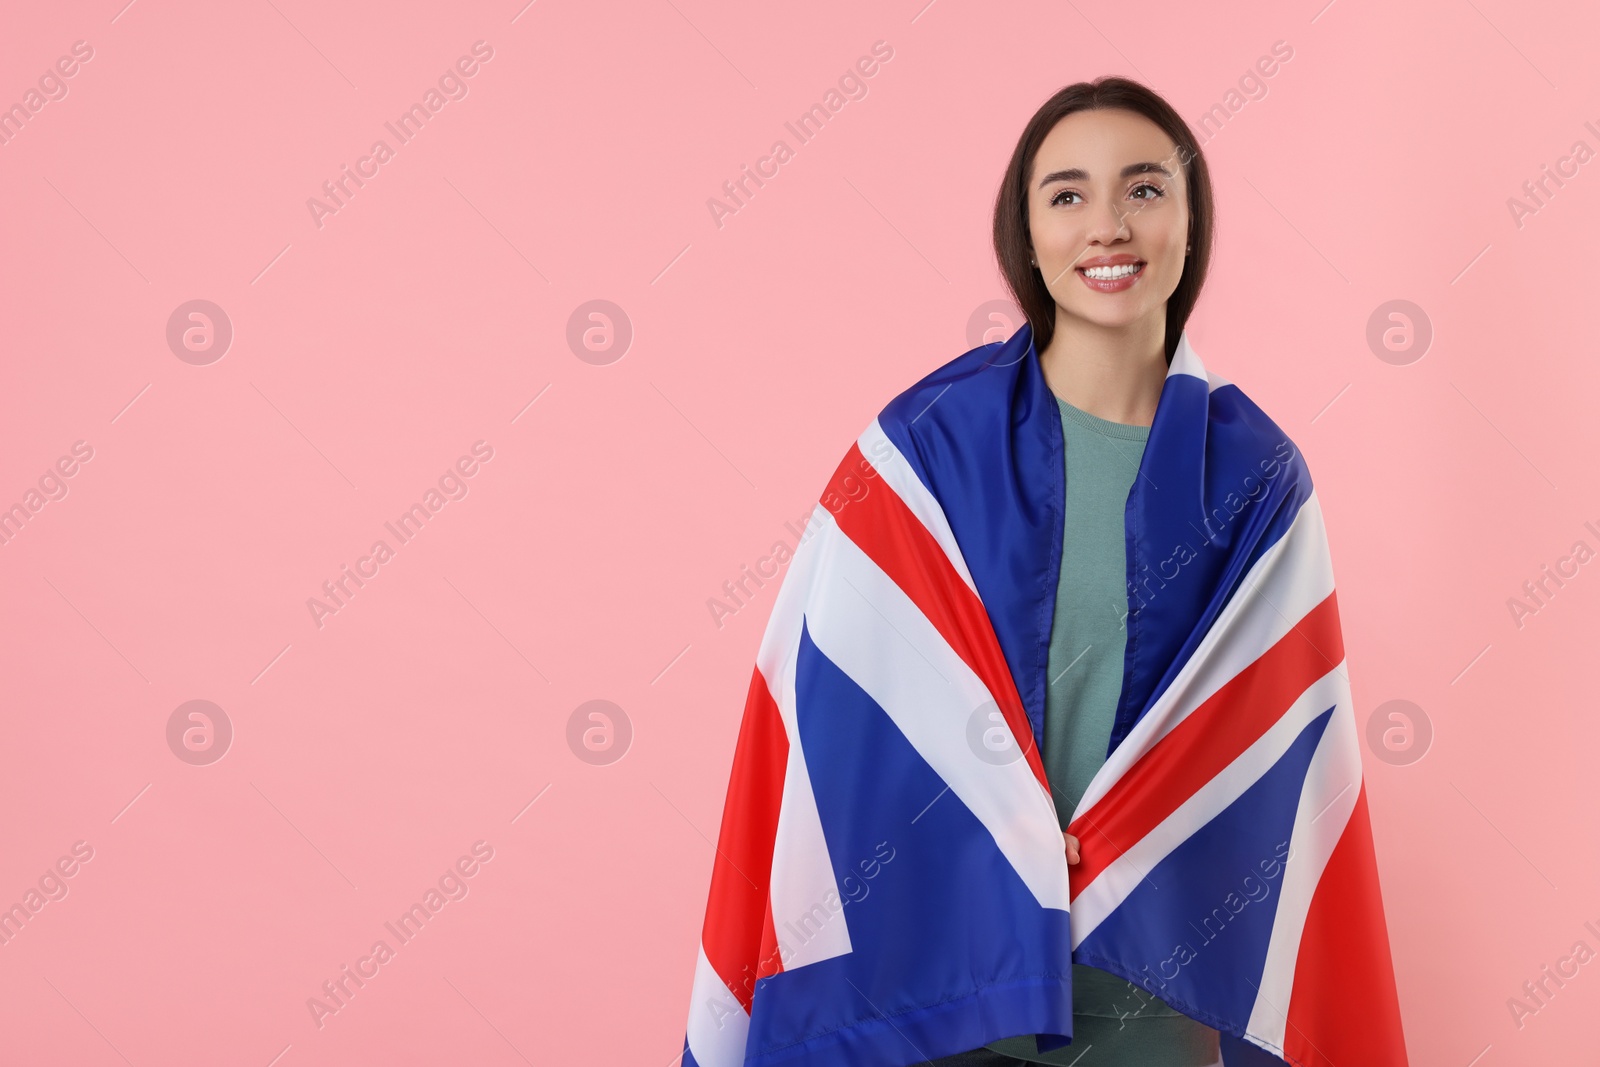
[1130,182,1166,201]
[1048,188,1081,207]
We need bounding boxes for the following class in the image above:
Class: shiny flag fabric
[679,323,1408,1067]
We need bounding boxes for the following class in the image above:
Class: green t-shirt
[985,394,1220,1067]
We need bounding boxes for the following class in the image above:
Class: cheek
[1038,233,1093,277]
[1031,211,1084,256]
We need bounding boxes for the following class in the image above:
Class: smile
[1075,260,1145,292]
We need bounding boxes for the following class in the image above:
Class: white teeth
[1081,262,1143,280]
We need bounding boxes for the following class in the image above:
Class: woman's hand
[1063,831,1080,865]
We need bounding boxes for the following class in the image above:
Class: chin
[1061,304,1151,331]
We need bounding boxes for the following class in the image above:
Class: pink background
[2,0,1597,1063]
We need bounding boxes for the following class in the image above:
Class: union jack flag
[680,323,1408,1067]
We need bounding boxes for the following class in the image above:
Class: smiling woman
[679,73,1407,1067]
[993,80,1213,395]
[941,77,1224,1067]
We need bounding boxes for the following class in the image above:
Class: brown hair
[992,76,1214,363]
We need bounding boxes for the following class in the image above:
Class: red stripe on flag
[1283,783,1410,1066]
[826,442,1051,794]
[1067,591,1346,899]
[700,664,790,1013]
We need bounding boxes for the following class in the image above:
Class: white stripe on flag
[1245,665,1363,1049]
[685,941,750,1067]
[804,516,1071,911]
[856,418,978,594]
[759,502,853,971]
[1068,660,1352,945]
[1074,491,1337,820]
[1169,332,1209,386]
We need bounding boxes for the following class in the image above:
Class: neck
[1036,312,1168,427]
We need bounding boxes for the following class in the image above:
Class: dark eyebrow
[1036,161,1173,188]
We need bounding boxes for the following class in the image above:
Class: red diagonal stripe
[827,442,1051,794]
[700,664,789,1013]
[1067,590,1346,899]
[1284,783,1410,1066]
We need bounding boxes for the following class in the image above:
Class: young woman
[681,70,1406,1067]
[918,78,1223,1067]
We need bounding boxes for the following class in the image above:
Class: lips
[1076,257,1146,293]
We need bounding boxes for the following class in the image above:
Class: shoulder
[873,334,1027,445]
[1202,369,1315,492]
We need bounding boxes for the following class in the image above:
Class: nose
[1085,196,1130,246]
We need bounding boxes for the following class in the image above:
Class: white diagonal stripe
[1244,669,1363,1049]
[685,941,750,1067]
[856,418,977,593]
[1068,661,1349,945]
[1074,492,1337,820]
[757,501,852,972]
[803,516,1070,911]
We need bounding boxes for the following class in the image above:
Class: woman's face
[1026,108,1190,335]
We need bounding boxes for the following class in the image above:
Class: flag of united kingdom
[681,324,1408,1067]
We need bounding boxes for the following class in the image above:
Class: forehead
[1031,108,1180,183]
